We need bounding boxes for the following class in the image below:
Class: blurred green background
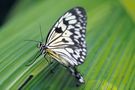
[0,0,135,90]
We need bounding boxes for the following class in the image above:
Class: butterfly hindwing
[46,7,87,66]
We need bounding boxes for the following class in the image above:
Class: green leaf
[0,0,134,90]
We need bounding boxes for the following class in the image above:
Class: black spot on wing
[77,58,83,63]
[62,38,69,43]
[63,18,69,25]
[73,51,77,55]
[55,27,63,33]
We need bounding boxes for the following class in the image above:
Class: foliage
[0,0,134,90]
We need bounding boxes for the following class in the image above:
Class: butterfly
[31,7,87,84]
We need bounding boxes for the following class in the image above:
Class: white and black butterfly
[32,7,87,84]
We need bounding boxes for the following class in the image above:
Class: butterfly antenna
[24,40,41,43]
[44,53,49,63]
[39,25,44,42]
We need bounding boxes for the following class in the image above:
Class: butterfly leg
[44,53,53,65]
[26,51,42,66]
[68,66,84,85]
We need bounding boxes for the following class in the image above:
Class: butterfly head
[37,42,47,54]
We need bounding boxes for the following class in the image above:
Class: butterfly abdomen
[69,66,84,84]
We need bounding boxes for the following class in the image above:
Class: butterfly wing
[46,7,87,66]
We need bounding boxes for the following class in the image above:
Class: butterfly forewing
[46,7,87,66]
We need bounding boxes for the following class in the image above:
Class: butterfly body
[38,7,87,84]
